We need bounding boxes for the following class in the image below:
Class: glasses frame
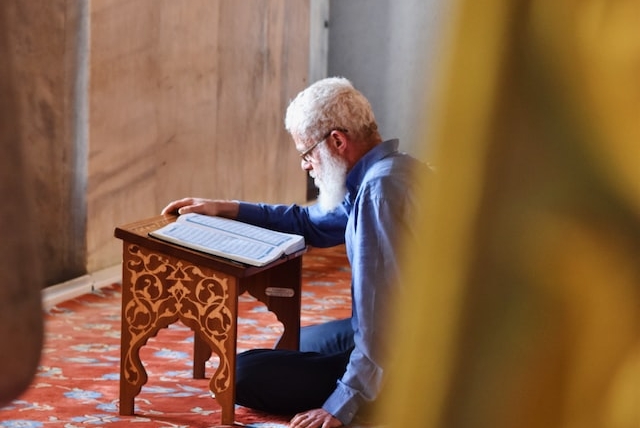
[298,128,348,163]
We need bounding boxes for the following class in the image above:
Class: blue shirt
[236,139,426,424]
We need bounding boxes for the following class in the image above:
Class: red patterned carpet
[0,246,352,428]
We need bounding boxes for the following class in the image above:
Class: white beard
[312,147,349,212]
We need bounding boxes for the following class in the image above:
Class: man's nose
[301,158,313,171]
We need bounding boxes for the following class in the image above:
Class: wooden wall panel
[87,0,310,271]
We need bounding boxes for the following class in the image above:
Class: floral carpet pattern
[0,246,352,428]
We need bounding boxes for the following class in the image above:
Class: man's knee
[235,349,269,389]
[235,349,272,410]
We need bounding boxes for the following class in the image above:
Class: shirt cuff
[322,381,361,426]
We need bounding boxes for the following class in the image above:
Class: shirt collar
[345,139,400,195]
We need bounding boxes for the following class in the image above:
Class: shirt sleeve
[236,201,348,248]
[322,176,415,425]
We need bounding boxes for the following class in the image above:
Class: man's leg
[300,318,354,353]
[276,317,354,354]
[235,347,352,415]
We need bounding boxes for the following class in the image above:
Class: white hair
[284,77,377,143]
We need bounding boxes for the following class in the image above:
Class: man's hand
[289,408,342,428]
[160,197,239,218]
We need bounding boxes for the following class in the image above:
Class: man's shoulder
[368,151,426,179]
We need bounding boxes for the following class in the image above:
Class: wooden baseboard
[41,264,122,309]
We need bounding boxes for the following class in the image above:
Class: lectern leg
[193,333,212,379]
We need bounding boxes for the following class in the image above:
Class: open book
[149,213,305,267]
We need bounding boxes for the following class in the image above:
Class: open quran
[149,213,305,267]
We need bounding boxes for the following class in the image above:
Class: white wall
[327,0,450,160]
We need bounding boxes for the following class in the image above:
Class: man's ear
[331,129,348,153]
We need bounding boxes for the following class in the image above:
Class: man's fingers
[177,205,195,215]
[161,197,195,215]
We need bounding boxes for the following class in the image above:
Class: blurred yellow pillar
[379,1,640,427]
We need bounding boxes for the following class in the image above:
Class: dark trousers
[235,318,354,415]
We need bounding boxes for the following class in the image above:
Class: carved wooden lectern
[114,215,304,426]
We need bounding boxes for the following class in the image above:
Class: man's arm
[323,173,417,425]
[161,197,348,248]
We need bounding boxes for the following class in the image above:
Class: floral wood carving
[121,243,234,395]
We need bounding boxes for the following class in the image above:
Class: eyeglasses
[298,128,348,163]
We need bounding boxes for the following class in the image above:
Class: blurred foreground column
[0,3,44,405]
[379,1,640,428]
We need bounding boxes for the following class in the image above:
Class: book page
[154,221,278,261]
[181,214,299,248]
